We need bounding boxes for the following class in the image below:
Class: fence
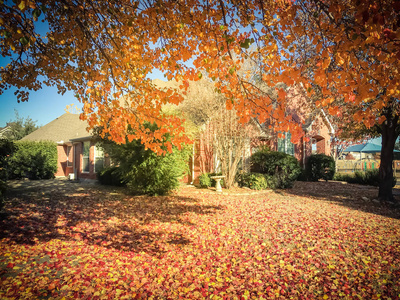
[336,159,400,177]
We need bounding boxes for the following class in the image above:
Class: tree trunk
[378,115,399,203]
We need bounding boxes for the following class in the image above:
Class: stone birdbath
[210,175,225,192]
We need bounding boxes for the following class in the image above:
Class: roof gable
[21,113,90,143]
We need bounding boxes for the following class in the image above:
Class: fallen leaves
[0,182,399,299]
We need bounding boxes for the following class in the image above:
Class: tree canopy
[2,110,39,140]
[1,0,399,198]
[1,0,398,142]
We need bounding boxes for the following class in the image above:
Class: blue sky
[0,64,165,128]
[0,84,83,127]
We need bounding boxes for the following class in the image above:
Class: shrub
[0,139,15,210]
[123,148,189,195]
[306,154,336,182]
[97,166,126,186]
[250,149,301,189]
[333,169,396,187]
[332,173,353,182]
[100,124,190,196]
[0,139,15,180]
[9,141,57,180]
[247,173,268,190]
[199,173,211,188]
[236,170,249,188]
[236,172,276,190]
[296,168,309,182]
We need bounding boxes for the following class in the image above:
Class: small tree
[180,79,259,188]
[3,110,39,141]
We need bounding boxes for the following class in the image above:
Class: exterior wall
[186,88,334,181]
[65,145,74,177]
[74,140,97,180]
[180,144,195,184]
[74,142,82,179]
[307,114,331,156]
[55,145,67,177]
[190,136,215,185]
[55,144,76,177]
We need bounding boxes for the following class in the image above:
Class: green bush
[306,154,336,181]
[199,173,211,188]
[250,149,301,189]
[247,173,268,190]
[97,166,126,186]
[235,170,249,188]
[0,139,16,210]
[0,139,15,180]
[9,141,57,180]
[333,169,396,187]
[332,173,353,182]
[296,168,309,182]
[236,172,276,190]
[100,124,190,196]
[123,147,189,195]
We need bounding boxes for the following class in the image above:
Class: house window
[82,141,90,173]
[311,138,317,154]
[278,132,295,156]
[94,144,104,172]
[66,146,73,167]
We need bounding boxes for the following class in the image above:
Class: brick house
[186,86,335,184]
[21,113,106,180]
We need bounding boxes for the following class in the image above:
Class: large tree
[1,0,399,201]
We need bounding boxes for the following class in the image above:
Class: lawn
[1,181,399,299]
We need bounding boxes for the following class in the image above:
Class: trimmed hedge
[333,169,396,187]
[306,154,336,181]
[9,141,57,180]
[250,149,301,189]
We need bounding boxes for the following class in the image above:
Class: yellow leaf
[18,1,26,11]
[323,295,329,299]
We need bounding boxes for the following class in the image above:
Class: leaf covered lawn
[1,182,400,299]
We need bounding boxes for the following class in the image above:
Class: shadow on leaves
[284,181,400,219]
[1,183,223,256]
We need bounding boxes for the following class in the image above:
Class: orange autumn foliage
[1,0,399,152]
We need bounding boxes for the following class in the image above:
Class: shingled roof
[21,113,90,143]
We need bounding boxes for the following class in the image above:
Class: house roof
[302,109,335,135]
[21,113,90,144]
[0,125,11,138]
[343,142,399,153]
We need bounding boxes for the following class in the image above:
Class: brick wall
[55,145,67,177]
[75,140,97,180]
